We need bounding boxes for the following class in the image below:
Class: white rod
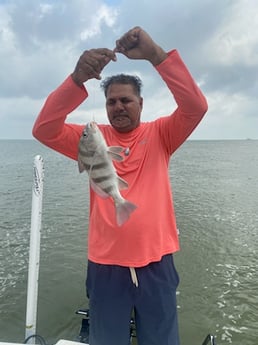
[25,155,44,343]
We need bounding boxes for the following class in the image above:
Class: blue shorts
[86,254,180,345]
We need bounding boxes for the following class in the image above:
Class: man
[33,26,208,345]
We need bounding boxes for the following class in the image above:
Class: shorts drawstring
[129,267,139,287]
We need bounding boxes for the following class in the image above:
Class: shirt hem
[88,247,180,268]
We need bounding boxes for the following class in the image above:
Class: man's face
[105,83,143,133]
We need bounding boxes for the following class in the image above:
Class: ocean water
[0,139,257,345]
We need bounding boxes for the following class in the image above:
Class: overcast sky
[0,0,257,140]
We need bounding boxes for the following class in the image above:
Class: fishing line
[91,78,98,123]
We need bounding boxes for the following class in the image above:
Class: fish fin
[117,176,128,190]
[90,180,109,198]
[78,158,86,173]
[107,147,124,162]
[115,200,137,226]
[109,146,124,153]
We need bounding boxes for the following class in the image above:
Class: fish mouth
[87,121,97,133]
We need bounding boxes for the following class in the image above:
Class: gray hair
[100,74,143,97]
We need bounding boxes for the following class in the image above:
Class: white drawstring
[129,267,139,287]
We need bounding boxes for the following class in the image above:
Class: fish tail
[115,200,137,226]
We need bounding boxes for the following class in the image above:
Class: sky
[0,0,258,140]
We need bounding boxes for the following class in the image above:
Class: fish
[78,121,137,226]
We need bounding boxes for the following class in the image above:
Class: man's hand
[114,26,167,66]
[71,48,117,86]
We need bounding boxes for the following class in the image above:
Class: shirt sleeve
[32,75,88,160]
[155,50,208,154]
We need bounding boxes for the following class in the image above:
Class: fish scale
[78,121,137,226]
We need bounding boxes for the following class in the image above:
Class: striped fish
[78,122,137,226]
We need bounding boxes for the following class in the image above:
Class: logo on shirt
[139,138,148,145]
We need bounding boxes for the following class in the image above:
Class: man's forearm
[32,75,87,141]
[156,49,208,116]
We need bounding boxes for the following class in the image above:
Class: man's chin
[111,117,131,130]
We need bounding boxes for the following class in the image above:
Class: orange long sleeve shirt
[33,50,208,267]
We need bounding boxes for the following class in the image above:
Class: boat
[0,156,216,345]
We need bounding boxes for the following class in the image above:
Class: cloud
[0,0,257,139]
[80,4,119,41]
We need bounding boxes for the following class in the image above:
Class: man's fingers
[92,48,117,61]
[115,27,140,52]
[72,48,116,85]
[79,49,116,78]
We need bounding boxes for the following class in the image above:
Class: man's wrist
[71,72,85,87]
[149,47,168,66]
